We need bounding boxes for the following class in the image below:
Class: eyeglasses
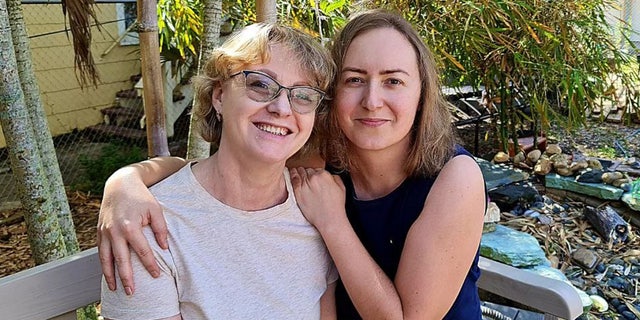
[230,70,325,114]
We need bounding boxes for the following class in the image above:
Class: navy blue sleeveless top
[331,145,482,319]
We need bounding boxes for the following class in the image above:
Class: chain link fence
[0,0,191,210]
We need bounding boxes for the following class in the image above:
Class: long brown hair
[322,9,455,177]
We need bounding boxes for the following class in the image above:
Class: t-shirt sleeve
[326,251,339,284]
[100,227,180,320]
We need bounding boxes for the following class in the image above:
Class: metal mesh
[0,1,190,209]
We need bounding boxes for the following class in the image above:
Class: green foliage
[596,146,617,158]
[74,143,146,194]
[405,0,639,151]
[157,0,203,69]
[157,0,640,153]
[157,0,350,67]
[278,0,349,43]
[76,303,99,320]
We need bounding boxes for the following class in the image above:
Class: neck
[348,145,409,200]
[192,152,288,211]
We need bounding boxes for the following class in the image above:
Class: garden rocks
[572,248,600,271]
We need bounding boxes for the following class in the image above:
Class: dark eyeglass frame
[230,70,326,114]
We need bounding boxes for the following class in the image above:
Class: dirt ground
[0,191,100,277]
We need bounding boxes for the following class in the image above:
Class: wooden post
[137,0,169,157]
[256,0,277,23]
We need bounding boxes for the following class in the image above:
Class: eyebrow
[341,67,410,76]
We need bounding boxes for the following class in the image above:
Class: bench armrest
[0,247,102,320]
[478,256,583,320]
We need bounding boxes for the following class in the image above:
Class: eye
[344,77,364,84]
[291,89,319,105]
[385,78,404,86]
[247,78,271,91]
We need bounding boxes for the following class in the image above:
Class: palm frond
[61,0,101,88]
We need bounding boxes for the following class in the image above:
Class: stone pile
[492,144,640,212]
[478,157,640,319]
[493,145,637,187]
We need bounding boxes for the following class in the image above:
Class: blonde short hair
[193,23,335,150]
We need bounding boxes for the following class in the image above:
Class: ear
[211,81,224,114]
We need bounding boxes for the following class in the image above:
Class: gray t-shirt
[101,165,338,319]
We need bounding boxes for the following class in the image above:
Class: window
[116,3,138,45]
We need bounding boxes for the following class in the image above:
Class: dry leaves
[0,190,100,277]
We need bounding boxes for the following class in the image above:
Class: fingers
[148,205,169,250]
[111,236,135,295]
[290,167,309,188]
[97,231,117,291]
[129,230,161,278]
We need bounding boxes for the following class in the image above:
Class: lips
[357,118,389,127]
[255,123,290,136]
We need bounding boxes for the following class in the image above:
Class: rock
[476,158,529,190]
[534,157,552,175]
[493,151,510,163]
[570,160,589,174]
[545,144,562,156]
[590,295,608,312]
[602,171,624,185]
[526,149,542,166]
[551,203,565,213]
[550,153,570,170]
[484,201,501,223]
[588,158,603,170]
[621,192,640,211]
[488,182,540,211]
[608,276,633,294]
[556,167,573,176]
[572,248,599,271]
[524,209,540,218]
[482,223,497,233]
[512,151,526,166]
[576,288,594,313]
[480,225,548,267]
[621,310,636,320]
[537,213,553,224]
[576,169,604,183]
[545,173,624,200]
[613,178,631,188]
[611,298,622,309]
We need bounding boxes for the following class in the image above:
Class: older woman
[99,22,337,320]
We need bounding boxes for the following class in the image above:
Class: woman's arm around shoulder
[395,155,485,319]
[98,156,188,294]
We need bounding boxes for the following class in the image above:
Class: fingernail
[151,270,160,278]
[125,286,133,295]
[109,284,116,291]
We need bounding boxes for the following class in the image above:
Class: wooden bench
[0,247,583,320]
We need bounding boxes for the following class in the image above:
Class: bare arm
[98,156,188,294]
[319,282,337,320]
[290,156,485,319]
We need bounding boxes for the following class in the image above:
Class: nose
[266,89,294,116]
[362,83,383,110]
